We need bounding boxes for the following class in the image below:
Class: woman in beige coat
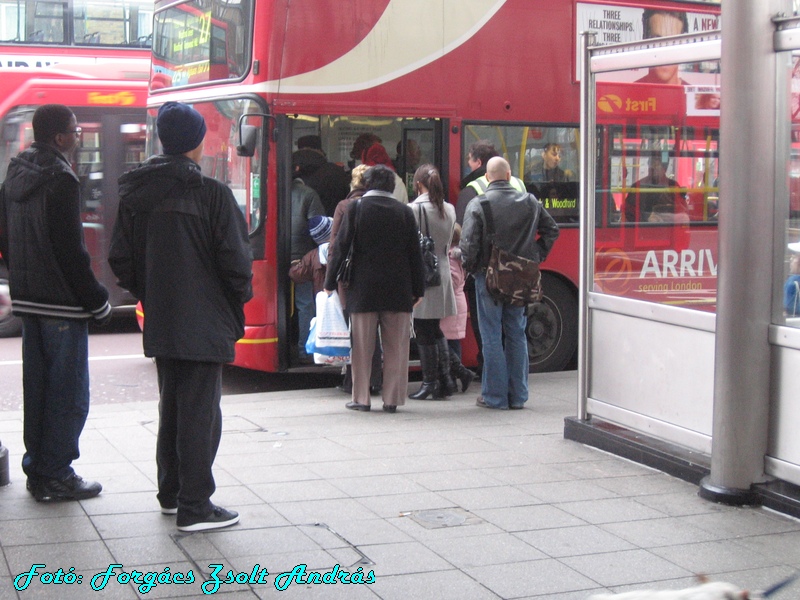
[408,164,457,399]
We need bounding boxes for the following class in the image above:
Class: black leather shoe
[382,405,397,413]
[345,401,370,412]
[369,386,382,395]
[34,473,102,502]
[336,384,352,394]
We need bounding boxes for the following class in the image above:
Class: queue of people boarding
[0,102,558,532]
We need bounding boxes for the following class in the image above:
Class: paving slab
[0,371,799,599]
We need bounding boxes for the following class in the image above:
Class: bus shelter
[565,1,800,517]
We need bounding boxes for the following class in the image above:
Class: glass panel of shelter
[782,52,800,326]
[592,59,721,312]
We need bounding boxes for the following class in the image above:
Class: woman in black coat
[325,165,425,412]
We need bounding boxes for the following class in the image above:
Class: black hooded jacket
[109,155,253,363]
[0,142,110,320]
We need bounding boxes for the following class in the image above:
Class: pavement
[0,370,799,600]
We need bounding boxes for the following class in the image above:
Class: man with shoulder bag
[460,157,559,410]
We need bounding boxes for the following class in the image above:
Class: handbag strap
[353,197,362,233]
[348,198,362,247]
[416,203,432,237]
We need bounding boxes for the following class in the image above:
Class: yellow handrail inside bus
[519,127,529,178]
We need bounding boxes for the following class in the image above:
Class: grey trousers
[350,311,411,407]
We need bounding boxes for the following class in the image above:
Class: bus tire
[0,277,21,338]
[526,273,577,373]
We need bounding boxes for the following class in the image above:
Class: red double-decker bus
[146,0,721,373]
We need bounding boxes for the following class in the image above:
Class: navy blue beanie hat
[308,216,332,244]
[157,101,207,155]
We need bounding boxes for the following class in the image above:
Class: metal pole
[699,0,790,505]
[577,31,596,421]
[0,440,8,486]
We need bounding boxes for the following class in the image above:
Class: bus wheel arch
[526,271,578,373]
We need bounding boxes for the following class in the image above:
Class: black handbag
[335,198,361,287]
[417,204,441,288]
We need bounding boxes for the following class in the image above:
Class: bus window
[462,124,580,224]
[151,0,250,89]
[289,115,441,193]
[0,108,33,180]
[74,123,103,217]
[0,0,152,47]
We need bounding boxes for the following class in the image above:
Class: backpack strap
[479,199,496,245]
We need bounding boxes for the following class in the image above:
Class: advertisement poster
[575,3,721,82]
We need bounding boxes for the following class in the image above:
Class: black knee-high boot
[338,364,353,394]
[409,344,441,400]
[449,347,475,393]
[436,338,457,397]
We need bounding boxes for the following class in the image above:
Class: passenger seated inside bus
[526,143,572,183]
[623,155,688,223]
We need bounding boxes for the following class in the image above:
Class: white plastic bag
[315,291,349,348]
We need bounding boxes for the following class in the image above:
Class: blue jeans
[474,273,529,408]
[21,317,90,480]
[295,281,314,356]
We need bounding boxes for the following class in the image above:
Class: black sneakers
[32,473,102,502]
[177,505,240,532]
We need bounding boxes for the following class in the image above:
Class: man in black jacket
[0,104,110,502]
[109,102,253,532]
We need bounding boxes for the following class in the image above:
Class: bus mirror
[237,124,258,157]
[236,112,273,157]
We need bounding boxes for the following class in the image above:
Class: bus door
[279,114,446,368]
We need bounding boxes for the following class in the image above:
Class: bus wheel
[526,273,577,372]
[0,278,21,338]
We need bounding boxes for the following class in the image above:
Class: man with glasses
[0,104,111,502]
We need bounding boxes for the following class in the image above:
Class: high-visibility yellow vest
[466,174,526,196]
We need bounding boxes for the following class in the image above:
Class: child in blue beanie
[289,216,332,295]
